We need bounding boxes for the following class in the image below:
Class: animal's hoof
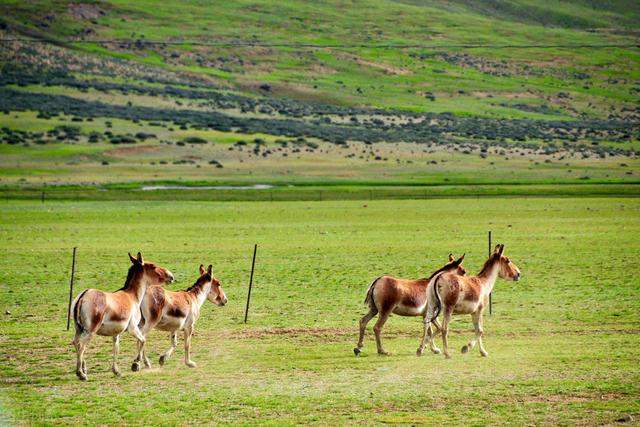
[416,348,424,357]
[480,351,489,358]
[431,348,441,354]
[377,351,390,356]
[131,362,140,372]
[76,371,87,381]
[353,347,361,356]
[444,353,452,359]
[186,361,197,368]
[159,355,166,366]
[143,360,152,369]
[461,345,469,354]
[112,367,121,376]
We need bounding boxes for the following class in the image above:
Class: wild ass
[354,254,466,356]
[430,244,520,358]
[132,264,227,371]
[71,252,174,380]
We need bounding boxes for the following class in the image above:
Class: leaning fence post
[66,247,77,330]
[244,244,258,323]
[488,231,492,315]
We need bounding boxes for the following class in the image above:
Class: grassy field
[1,198,639,424]
[0,1,638,424]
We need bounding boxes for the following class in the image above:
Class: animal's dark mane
[422,260,458,282]
[186,274,211,293]
[118,262,143,291]
[478,253,500,276]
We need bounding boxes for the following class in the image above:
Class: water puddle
[140,184,275,191]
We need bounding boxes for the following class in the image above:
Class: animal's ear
[207,265,213,276]
[448,253,454,262]
[129,252,139,264]
[199,264,205,275]
[456,253,465,265]
[494,244,502,254]
[497,244,505,256]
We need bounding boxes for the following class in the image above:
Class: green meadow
[0,198,638,424]
[0,1,639,423]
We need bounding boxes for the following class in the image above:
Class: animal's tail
[428,274,443,324]
[364,276,382,306]
[72,289,89,335]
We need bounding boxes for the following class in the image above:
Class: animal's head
[198,264,228,307]
[447,253,466,276]
[493,244,521,281]
[128,252,174,286]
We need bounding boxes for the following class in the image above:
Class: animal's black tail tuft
[429,274,443,324]
[364,276,382,306]
[73,289,89,334]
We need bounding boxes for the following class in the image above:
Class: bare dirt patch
[68,3,106,20]
[106,145,161,158]
[521,392,628,404]
[354,58,411,76]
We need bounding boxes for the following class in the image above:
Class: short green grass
[0,198,638,424]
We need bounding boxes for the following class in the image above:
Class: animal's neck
[191,282,211,308]
[477,259,500,295]
[126,275,148,302]
[123,268,147,302]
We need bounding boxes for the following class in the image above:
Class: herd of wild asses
[71,245,520,380]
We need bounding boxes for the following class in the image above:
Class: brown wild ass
[429,244,520,358]
[133,264,227,371]
[71,252,174,380]
[354,254,466,356]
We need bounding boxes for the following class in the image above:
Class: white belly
[156,315,186,331]
[393,302,426,316]
[454,300,480,315]
[97,320,128,336]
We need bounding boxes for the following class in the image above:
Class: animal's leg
[373,310,392,355]
[111,335,121,376]
[354,306,378,356]
[441,310,453,359]
[137,321,153,369]
[159,332,178,366]
[417,316,430,356]
[184,327,197,368]
[476,312,488,357]
[461,311,482,354]
[427,322,442,354]
[431,318,442,336]
[73,333,81,374]
[75,332,91,381]
[420,317,442,354]
[128,322,146,372]
[142,348,152,369]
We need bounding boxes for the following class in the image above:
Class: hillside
[0,0,638,196]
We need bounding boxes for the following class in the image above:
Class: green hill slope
[0,1,638,194]
[1,0,638,117]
